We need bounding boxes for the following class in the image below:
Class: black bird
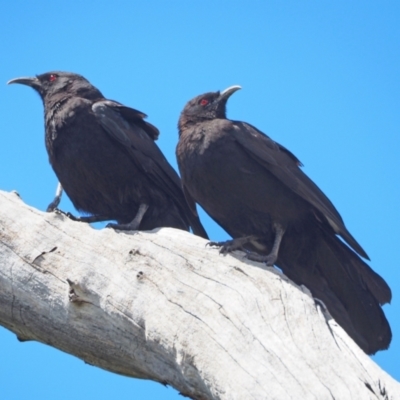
[176,86,391,354]
[8,71,207,238]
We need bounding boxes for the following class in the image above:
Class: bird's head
[7,71,102,104]
[178,85,241,131]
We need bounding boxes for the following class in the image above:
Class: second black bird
[8,71,207,238]
[176,86,391,354]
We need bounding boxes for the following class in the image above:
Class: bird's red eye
[49,74,57,82]
[200,99,209,106]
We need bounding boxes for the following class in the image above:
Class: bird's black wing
[227,121,391,351]
[228,120,368,259]
[92,100,208,238]
[112,103,160,140]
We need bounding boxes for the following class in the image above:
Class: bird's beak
[7,76,41,90]
[219,85,241,100]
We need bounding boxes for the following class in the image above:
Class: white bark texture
[0,190,399,400]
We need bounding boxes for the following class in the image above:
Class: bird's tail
[277,223,392,354]
[188,214,209,239]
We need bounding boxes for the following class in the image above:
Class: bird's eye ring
[49,74,57,82]
[200,99,209,106]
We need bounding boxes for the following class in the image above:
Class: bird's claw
[53,208,67,216]
[46,202,59,212]
[206,240,244,254]
[106,222,139,232]
[53,208,80,221]
[206,241,223,248]
[65,212,79,221]
[245,251,277,267]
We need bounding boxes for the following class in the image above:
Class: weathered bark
[0,190,398,400]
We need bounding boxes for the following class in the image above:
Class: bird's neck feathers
[178,114,195,136]
[178,103,228,136]
[42,82,103,110]
[178,113,218,135]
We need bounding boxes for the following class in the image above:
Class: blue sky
[1,1,399,398]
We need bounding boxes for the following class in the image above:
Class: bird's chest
[45,101,96,159]
[179,128,230,179]
[179,129,243,212]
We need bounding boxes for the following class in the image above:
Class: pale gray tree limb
[0,190,399,400]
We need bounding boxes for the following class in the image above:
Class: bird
[8,71,208,238]
[176,85,391,354]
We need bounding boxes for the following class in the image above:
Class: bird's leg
[207,235,259,254]
[46,182,63,212]
[106,203,149,231]
[246,223,285,266]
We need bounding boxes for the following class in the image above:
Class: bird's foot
[106,204,148,232]
[207,237,249,254]
[245,251,277,267]
[54,209,109,224]
[207,240,235,254]
[106,222,139,231]
[244,224,284,266]
[53,208,77,220]
[46,199,60,212]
